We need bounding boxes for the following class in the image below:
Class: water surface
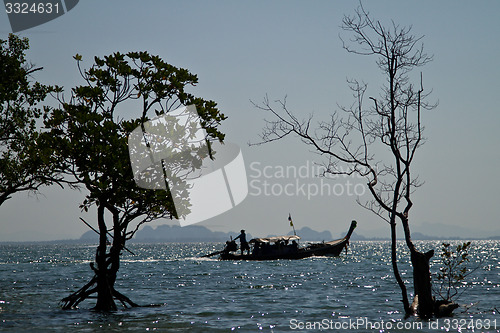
[0,241,498,332]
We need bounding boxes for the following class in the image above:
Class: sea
[0,240,498,332]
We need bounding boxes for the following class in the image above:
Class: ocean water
[0,240,498,332]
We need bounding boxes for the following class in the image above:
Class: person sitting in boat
[252,242,261,256]
[234,230,250,255]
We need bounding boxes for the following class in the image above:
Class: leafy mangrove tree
[46,51,226,311]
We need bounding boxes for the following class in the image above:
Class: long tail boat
[203,220,357,260]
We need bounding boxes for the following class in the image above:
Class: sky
[1,1,499,241]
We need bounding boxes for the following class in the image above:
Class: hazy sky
[1,1,499,241]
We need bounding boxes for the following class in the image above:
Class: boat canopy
[249,235,301,244]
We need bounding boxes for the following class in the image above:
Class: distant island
[79,224,240,243]
[79,224,337,243]
[2,224,499,244]
[78,224,500,243]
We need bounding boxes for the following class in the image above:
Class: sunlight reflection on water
[0,241,498,332]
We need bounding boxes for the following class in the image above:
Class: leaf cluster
[435,241,472,302]
[0,34,64,205]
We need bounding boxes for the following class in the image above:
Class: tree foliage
[435,241,473,302]
[48,51,226,236]
[0,34,62,206]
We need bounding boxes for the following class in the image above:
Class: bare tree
[252,4,455,318]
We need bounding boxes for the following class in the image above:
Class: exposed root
[113,289,140,308]
[408,295,460,319]
[60,274,140,310]
[434,300,459,317]
[60,275,97,310]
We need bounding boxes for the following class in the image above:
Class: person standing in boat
[234,230,250,255]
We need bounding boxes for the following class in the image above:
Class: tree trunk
[390,220,411,314]
[94,203,117,311]
[410,249,435,318]
[60,204,139,311]
[400,216,436,318]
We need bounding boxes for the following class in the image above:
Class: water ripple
[0,241,498,332]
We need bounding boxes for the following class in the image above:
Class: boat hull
[219,238,348,260]
[206,220,357,261]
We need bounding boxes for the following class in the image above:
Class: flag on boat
[288,213,293,227]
